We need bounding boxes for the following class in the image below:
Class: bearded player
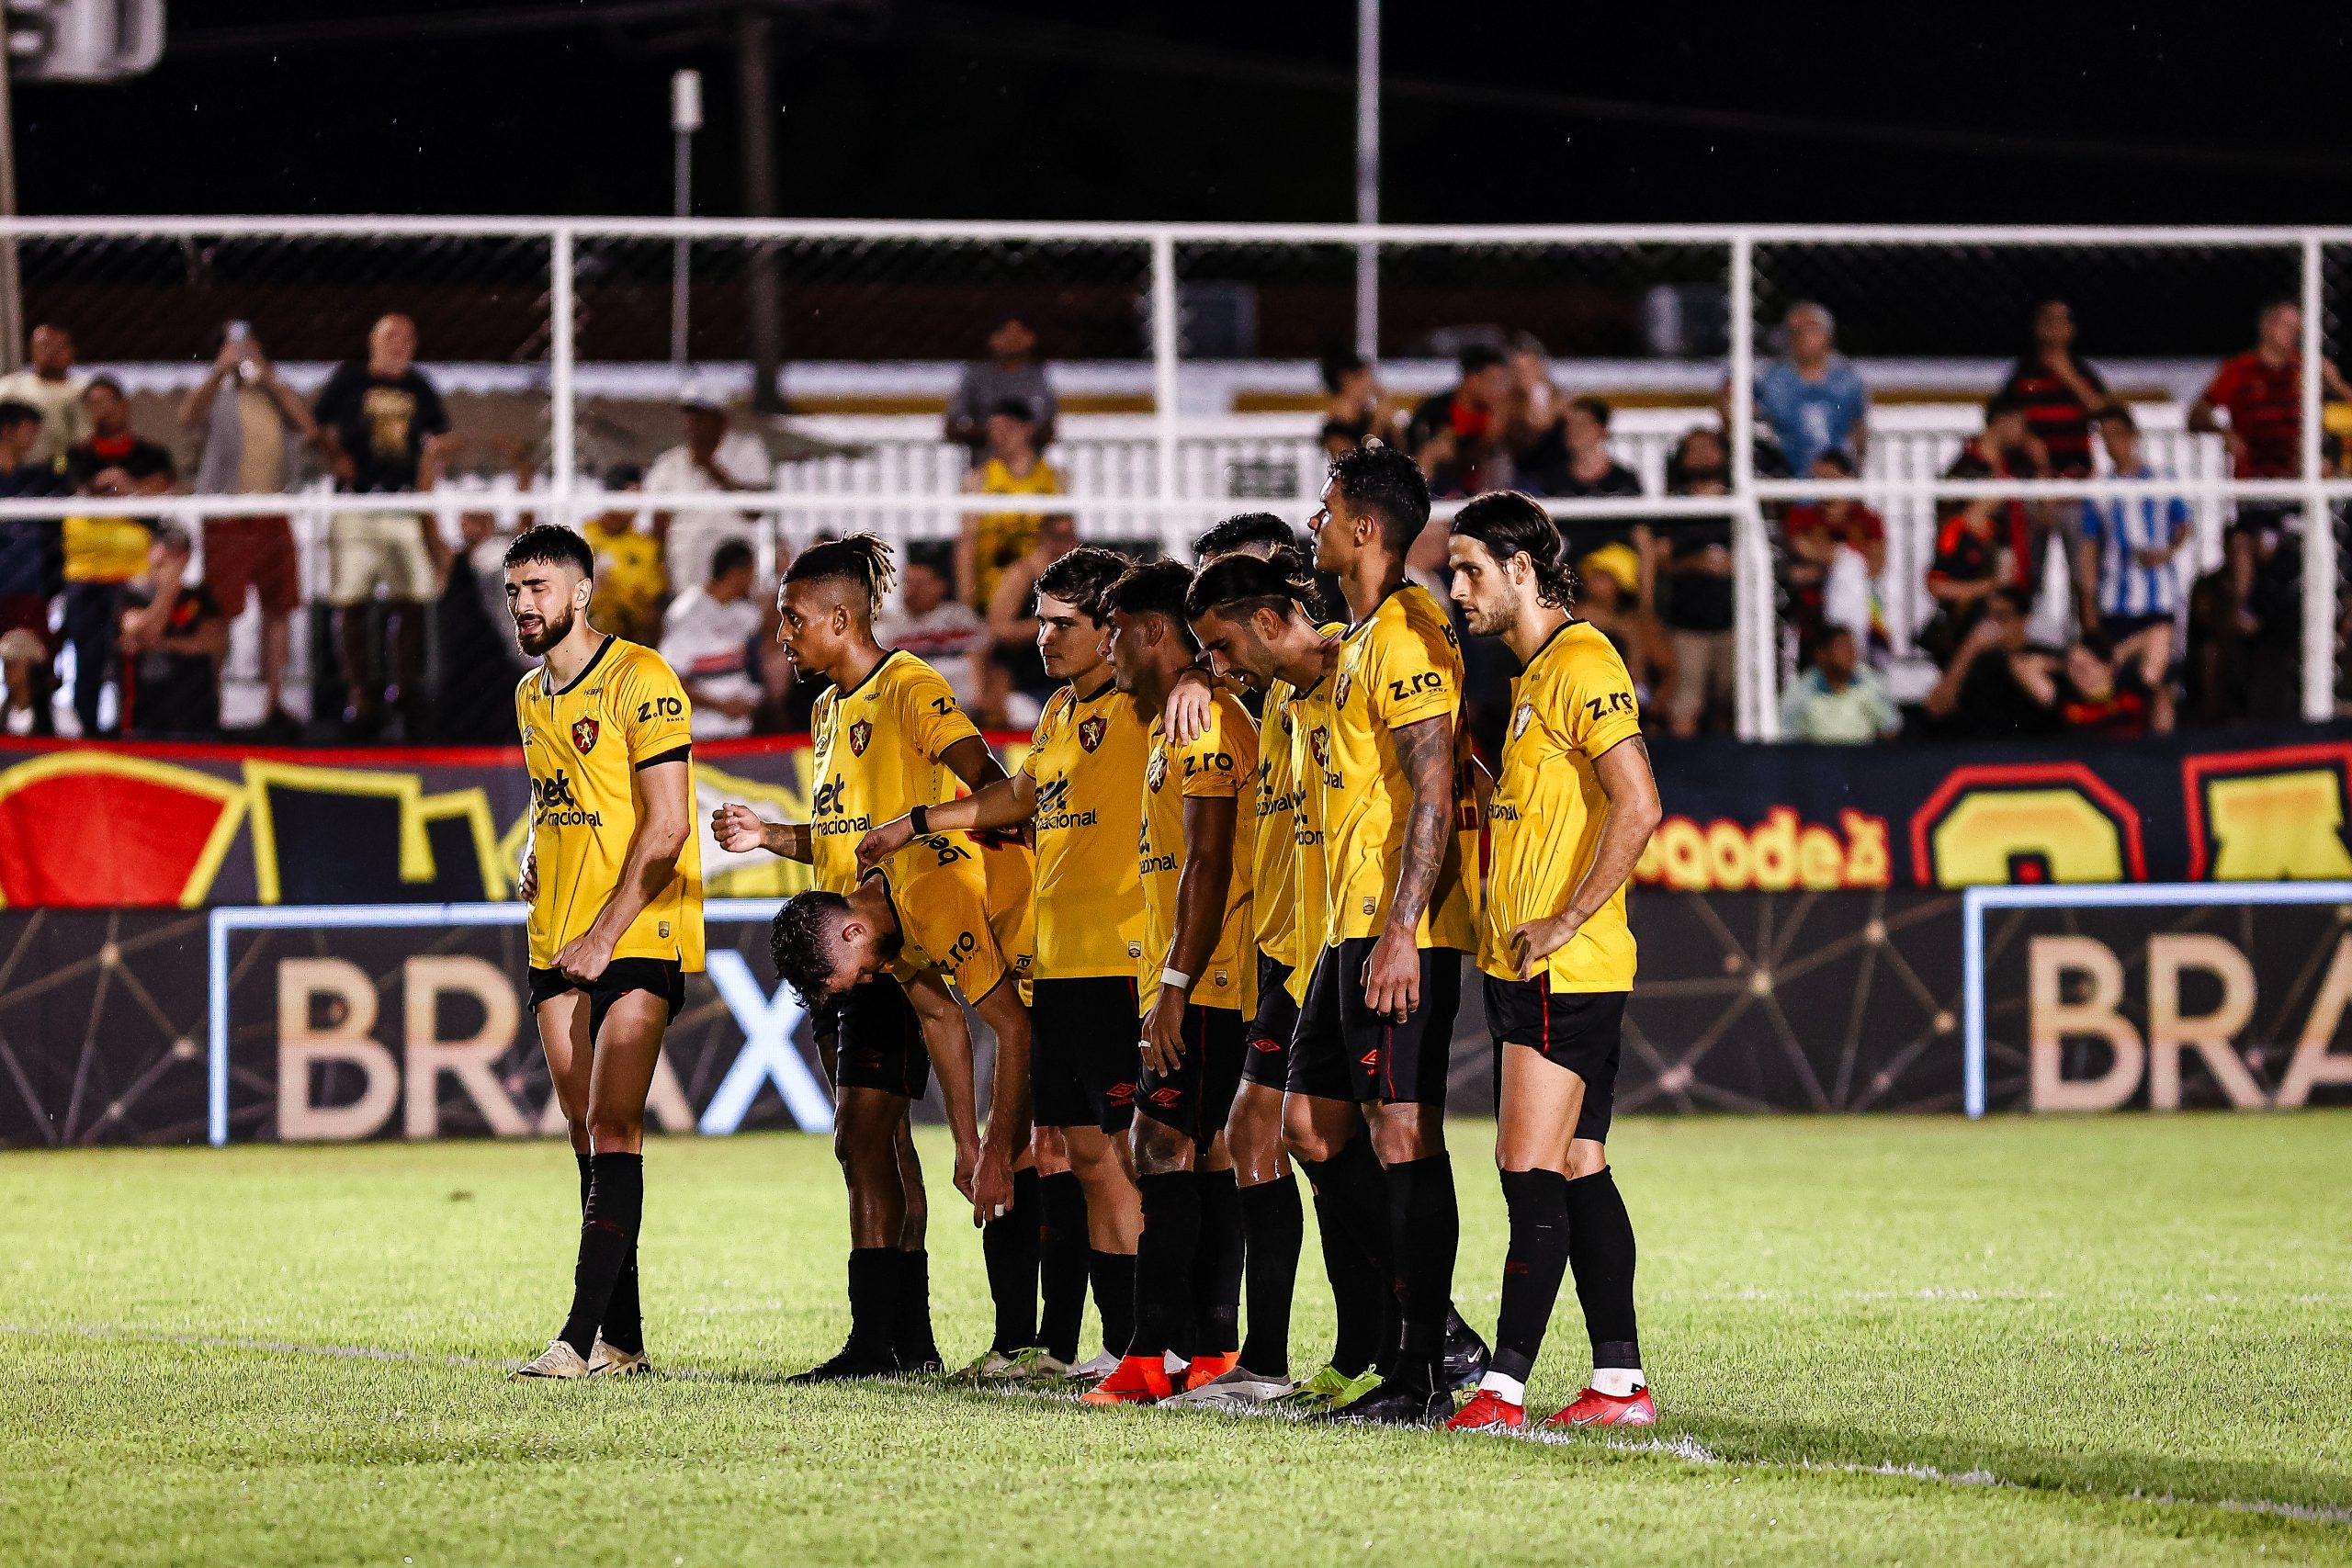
[504,525,700,1381]
[1442,491,1662,1432]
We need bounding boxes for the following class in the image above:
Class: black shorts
[1030,975,1141,1133]
[1289,937,1463,1108]
[1136,1004,1247,1145]
[1242,952,1298,1090]
[1483,976,1626,1145]
[2100,611,2173,647]
[527,958,686,1042]
[813,977,931,1100]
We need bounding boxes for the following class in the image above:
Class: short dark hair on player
[710,539,756,581]
[769,891,851,1006]
[503,525,595,579]
[1452,490,1575,609]
[1190,512,1297,561]
[1327,441,1430,555]
[1104,558,1196,640]
[1184,548,1317,626]
[1034,544,1131,621]
[786,532,898,617]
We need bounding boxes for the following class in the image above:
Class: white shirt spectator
[876,594,989,713]
[645,431,775,588]
[660,584,763,739]
[0,366,88,467]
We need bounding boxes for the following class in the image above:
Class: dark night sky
[17,2,2352,224]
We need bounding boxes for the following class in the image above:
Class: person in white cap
[645,379,775,590]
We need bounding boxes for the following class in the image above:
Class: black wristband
[910,805,929,836]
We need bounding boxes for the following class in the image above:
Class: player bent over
[1442,491,1662,1432]
[503,525,702,1380]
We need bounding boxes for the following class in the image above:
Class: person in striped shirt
[2075,406,2188,734]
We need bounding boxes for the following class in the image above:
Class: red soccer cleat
[1080,1354,1176,1405]
[1182,1351,1238,1392]
[1545,1386,1657,1427]
[1444,1388,1526,1432]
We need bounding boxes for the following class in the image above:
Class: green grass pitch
[6,1113,2349,1566]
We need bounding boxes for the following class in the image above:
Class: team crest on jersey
[570,716,599,755]
[1146,750,1169,793]
[1309,725,1331,769]
[1334,671,1352,708]
[1078,715,1107,752]
[848,719,873,757]
[1511,703,1534,740]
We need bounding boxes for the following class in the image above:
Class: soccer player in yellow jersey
[1441,491,1665,1436]
[1186,445,1485,1426]
[501,525,700,1382]
[710,535,1016,1381]
[858,546,1148,1383]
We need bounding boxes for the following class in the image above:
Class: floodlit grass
[5,1114,2349,1566]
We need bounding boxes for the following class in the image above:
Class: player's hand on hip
[553,931,615,985]
[1510,914,1581,981]
[1361,929,1421,1022]
[1164,668,1216,744]
[855,816,914,871]
[1140,986,1188,1077]
[711,802,768,854]
[515,852,537,903]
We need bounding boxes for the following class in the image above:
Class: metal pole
[1151,231,1182,558]
[2301,233,2335,722]
[671,69,702,371]
[1728,234,1765,738]
[0,58,21,373]
[551,225,577,521]
[1352,0,1378,361]
[738,8,785,413]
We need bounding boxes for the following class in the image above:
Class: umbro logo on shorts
[1148,1086,1182,1107]
[1109,1082,1136,1104]
[1358,1048,1380,1067]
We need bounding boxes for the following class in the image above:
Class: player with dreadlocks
[713,533,1029,1381]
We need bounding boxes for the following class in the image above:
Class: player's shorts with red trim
[1482,976,1625,1144]
[813,976,931,1100]
[1136,1003,1246,1145]
[1241,951,1297,1089]
[1031,975,1142,1133]
[1288,936,1462,1109]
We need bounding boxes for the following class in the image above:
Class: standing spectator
[1502,335,1568,481]
[1408,344,1515,498]
[956,400,1063,612]
[876,551,989,714]
[659,538,763,739]
[312,312,451,739]
[945,313,1057,455]
[1753,302,1868,478]
[181,325,315,739]
[1657,434,1737,738]
[1922,589,2063,739]
[62,378,175,738]
[1318,350,1387,459]
[0,401,66,733]
[2076,408,2188,733]
[1781,448,1888,664]
[1998,301,2110,478]
[1545,396,1649,559]
[117,525,227,739]
[2189,299,2352,488]
[0,324,89,467]
[645,384,775,591]
[1778,626,1900,743]
[580,464,668,647]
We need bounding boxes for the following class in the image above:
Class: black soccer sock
[982,1167,1042,1355]
[1190,1168,1244,1358]
[845,1247,898,1358]
[1132,1171,1202,1360]
[1088,1247,1138,1360]
[1301,1136,1394,1376]
[894,1248,943,1369]
[1385,1153,1459,1373]
[579,1144,646,1356]
[1237,1176,1302,1378]
[1563,1167,1641,1374]
[574,1150,593,1214]
[1037,1171,1091,1364]
[1489,1168,1572,1385]
[558,1152,643,1359]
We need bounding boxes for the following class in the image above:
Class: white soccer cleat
[1157,1365,1294,1410]
[510,1339,592,1380]
[1067,1349,1122,1382]
[586,1339,650,1378]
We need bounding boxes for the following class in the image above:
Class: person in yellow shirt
[502,525,700,1382]
[1442,491,1664,1436]
[956,400,1063,612]
[579,465,668,647]
[857,545,1146,1384]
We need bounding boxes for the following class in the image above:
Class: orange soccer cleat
[1545,1386,1657,1427]
[1444,1387,1527,1432]
[1080,1353,1176,1405]
[1181,1351,1238,1392]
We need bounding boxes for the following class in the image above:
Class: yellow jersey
[970,456,1062,609]
[1283,672,1332,1004]
[517,636,704,970]
[1481,620,1643,991]
[1252,624,1346,970]
[878,832,1035,1006]
[1308,583,1479,953]
[1138,692,1259,1017]
[581,515,669,646]
[808,649,984,897]
[1022,678,1148,978]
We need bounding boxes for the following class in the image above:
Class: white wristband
[1160,966,1194,991]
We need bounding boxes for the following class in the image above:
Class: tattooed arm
[1361,712,1455,1021]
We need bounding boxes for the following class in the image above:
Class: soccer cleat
[958,1347,1069,1385]
[1065,1349,1122,1382]
[1317,1371,1455,1428]
[1441,1308,1491,1392]
[1444,1388,1527,1432]
[1546,1386,1657,1428]
[586,1339,650,1378]
[1181,1350,1239,1392]
[509,1339,591,1381]
[1157,1365,1295,1409]
[1079,1353,1176,1405]
[786,1341,901,1384]
[1268,1364,1382,1414]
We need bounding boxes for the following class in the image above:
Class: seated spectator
[581,464,668,647]
[0,400,66,734]
[957,400,1063,612]
[117,525,226,739]
[1998,300,2110,479]
[2075,407,2188,733]
[984,511,1080,724]
[946,313,1057,455]
[645,384,774,592]
[1778,626,1899,743]
[1575,543,1675,717]
[0,324,88,467]
[2056,635,2151,738]
[2186,525,2300,725]
[1541,397,1646,558]
[181,324,315,739]
[1319,350,1387,459]
[659,538,763,739]
[1944,392,2052,582]
[876,551,989,714]
[1753,302,1868,477]
[62,378,175,738]
[1922,588,2062,739]
[1502,335,1566,480]
[1408,344,1514,498]
[1781,448,1887,665]
[1656,440,1736,739]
